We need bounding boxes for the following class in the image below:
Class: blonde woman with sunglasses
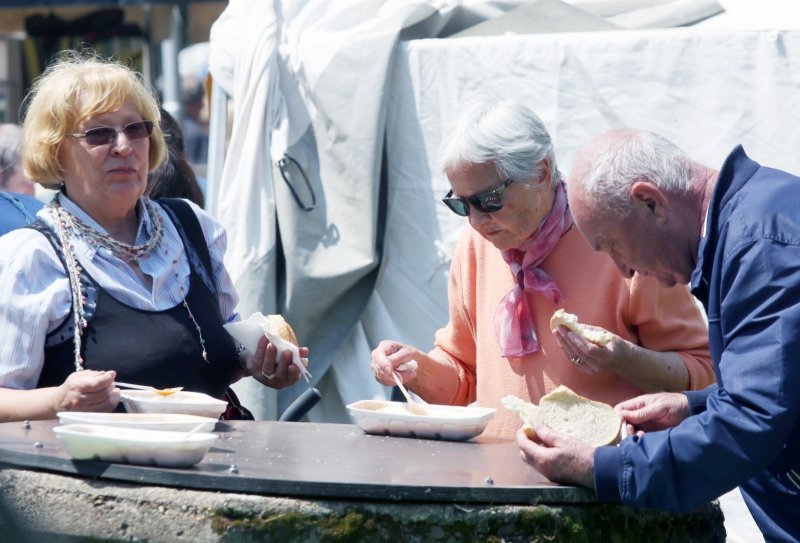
[370,96,715,438]
[0,52,307,421]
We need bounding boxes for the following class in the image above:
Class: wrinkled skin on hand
[552,324,623,374]
[615,391,690,436]
[515,424,596,489]
[370,339,422,385]
[242,334,309,389]
[56,370,120,413]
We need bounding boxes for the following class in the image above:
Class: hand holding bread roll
[502,385,623,447]
[550,309,612,346]
[224,312,311,382]
[262,314,311,381]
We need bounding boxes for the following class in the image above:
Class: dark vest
[31,199,238,399]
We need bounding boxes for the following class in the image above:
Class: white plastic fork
[114,381,183,396]
[392,372,427,416]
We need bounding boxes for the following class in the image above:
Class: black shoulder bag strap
[157,198,255,421]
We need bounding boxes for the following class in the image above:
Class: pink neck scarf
[493,181,573,357]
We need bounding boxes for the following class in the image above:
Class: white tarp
[207,0,529,419]
[207,0,800,422]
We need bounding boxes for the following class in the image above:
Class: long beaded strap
[51,205,88,372]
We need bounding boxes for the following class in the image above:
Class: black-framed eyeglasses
[70,120,154,147]
[442,178,514,216]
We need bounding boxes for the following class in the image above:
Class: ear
[536,159,553,189]
[630,180,669,222]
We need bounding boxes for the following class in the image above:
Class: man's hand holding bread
[511,387,692,489]
[505,386,621,489]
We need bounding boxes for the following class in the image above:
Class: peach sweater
[427,226,714,438]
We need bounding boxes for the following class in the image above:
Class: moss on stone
[210,502,725,543]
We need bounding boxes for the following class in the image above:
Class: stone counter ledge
[0,468,725,543]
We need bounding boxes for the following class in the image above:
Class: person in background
[370,97,715,438]
[0,51,306,422]
[0,123,37,197]
[517,129,799,542]
[147,107,205,207]
[180,76,209,166]
[1,123,44,235]
[0,192,43,236]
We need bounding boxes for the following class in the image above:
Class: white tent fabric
[207,0,800,423]
[207,0,529,418]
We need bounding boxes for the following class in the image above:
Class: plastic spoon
[183,421,210,439]
[114,381,183,396]
[392,372,427,416]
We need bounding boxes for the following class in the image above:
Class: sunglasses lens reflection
[83,121,154,146]
[443,197,470,216]
[476,194,502,212]
[84,128,117,145]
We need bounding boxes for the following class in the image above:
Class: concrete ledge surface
[0,468,725,542]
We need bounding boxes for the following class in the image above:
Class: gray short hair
[438,96,559,187]
[571,129,695,216]
[0,123,22,188]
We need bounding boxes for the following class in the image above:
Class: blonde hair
[21,51,166,189]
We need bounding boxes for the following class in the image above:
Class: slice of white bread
[549,309,612,346]
[502,385,623,447]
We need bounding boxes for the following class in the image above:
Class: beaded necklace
[51,197,164,262]
[49,196,209,371]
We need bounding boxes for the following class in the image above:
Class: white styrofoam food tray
[53,424,218,467]
[57,412,218,432]
[119,390,227,418]
[346,400,495,441]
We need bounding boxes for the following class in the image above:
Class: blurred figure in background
[1,123,37,196]
[0,123,43,234]
[147,108,205,207]
[180,76,209,166]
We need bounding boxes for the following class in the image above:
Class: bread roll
[549,309,612,346]
[502,385,623,447]
[266,314,309,368]
[266,314,298,345]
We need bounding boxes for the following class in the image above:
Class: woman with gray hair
[371,97,715,438]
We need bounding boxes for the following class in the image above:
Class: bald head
[567,129,712,286]
[569,128,696,217]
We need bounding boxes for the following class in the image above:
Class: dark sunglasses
[442,178,514,216]
[70,120,154,146]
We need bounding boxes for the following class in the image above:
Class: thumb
[620,403,659,425]
[531,422,566,447]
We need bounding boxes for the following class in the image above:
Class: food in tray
[502,385,623,447]
[119,389,228,418]
[549,308,612,346]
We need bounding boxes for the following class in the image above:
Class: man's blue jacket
[593,147,800,542]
